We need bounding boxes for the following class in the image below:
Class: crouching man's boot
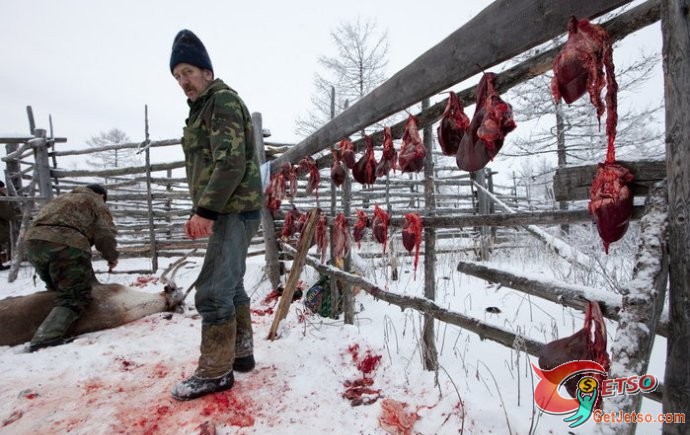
[233,304,255,372]
[171,319,236,401]
[29,306,79,352]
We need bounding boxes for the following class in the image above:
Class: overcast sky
[1,0,663,168]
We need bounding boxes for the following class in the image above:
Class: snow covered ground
[0,233,667,434]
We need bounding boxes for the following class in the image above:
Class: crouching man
[24,184,119,351]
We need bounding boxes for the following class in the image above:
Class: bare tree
[86,128,140,170]
[506,50,663,167]
[295,18,389,137]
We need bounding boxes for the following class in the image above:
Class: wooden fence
[2,1,687,433]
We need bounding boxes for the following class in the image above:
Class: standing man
[169,29,263,400]
[0,181,19,270]
[24,184,119,351]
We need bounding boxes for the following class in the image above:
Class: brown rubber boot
[233,304,255,372]
[171,319,236,401]
[29,306,79,352]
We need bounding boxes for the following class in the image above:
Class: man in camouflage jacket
[169,29,263,401]
[0,181,20,269]
[24,184,118,351]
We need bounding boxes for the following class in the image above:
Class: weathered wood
[51,139,181,156]
[660,0,690,430]
[267,208,319,340]
[53,161,185,178]
[271,0,633,173]
[253,113,282,291]
[553,160,666,201]
[604,180,668,435]
[284,242,545,355]
[421,98,438,371]
[456,260,670,338]
[474,181,595,268]
[32,130,53,200]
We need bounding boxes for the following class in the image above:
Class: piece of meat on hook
[456,72,516,173]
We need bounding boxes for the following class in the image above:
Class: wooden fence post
[422,98,438,371]
[143,106,158,273]
[660,0,690,428]
[31,129,53,200]
[252,112,282,291]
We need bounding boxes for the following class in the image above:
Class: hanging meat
[398,115,426,173]
[330,149,347,187]
[402,213,423,277]
[437,92,470,156]
[265,163,295,211]
[456,72,516,173]
[352,135,378,187]
[280,207,301,240]
[315,213,329,263]
[550,17,631,253]
[551,15,618,141]
[332,213,351,259]
[353,209,370,248]
[375,127,398,178]
[298,156,321,199]
[588,159,634,254]
[538,300,610,410]
[339,138,356,170]
[372,205,390,254]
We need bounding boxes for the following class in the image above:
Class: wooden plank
[605,180,668,434]
[271,0,633,173]
[455,260,670,338]
[267,208,319,340]
[553,160,666,201]
[660,0,690,427]
[252,112,283,291]
[53,161,185,178]
[422,98,438,371]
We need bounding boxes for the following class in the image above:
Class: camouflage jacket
[24,187,118,261]
[0,193,19,245]
[181,78,263,218]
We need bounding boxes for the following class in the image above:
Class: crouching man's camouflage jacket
[24,187,118,262]
[181,78,263,219]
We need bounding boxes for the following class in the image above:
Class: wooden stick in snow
[267,208,320,340]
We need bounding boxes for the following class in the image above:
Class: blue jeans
[194,210,260,325]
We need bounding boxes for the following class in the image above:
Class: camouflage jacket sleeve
[92,203,119,262]
[195,91,249,218]
[0,197,18,221]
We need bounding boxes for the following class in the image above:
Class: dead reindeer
[0,257,193,348]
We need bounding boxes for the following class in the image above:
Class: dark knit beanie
[170,29,213,74]
[86,183,108,202]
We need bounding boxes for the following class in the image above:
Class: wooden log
[267,208,319,340]
[422,98,438,371]
[270,0,633,173]
[253,112,282,291]
[604,180,668,434]
[456,260,670,338]
[660,0,690,427]
[52,161,185,178]
[51,139,181,157]
[553,160,666,201]
[283,242,544,354]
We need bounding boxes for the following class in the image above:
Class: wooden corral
[2,1,687,433]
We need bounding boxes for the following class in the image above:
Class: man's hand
[185,214,214,240]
